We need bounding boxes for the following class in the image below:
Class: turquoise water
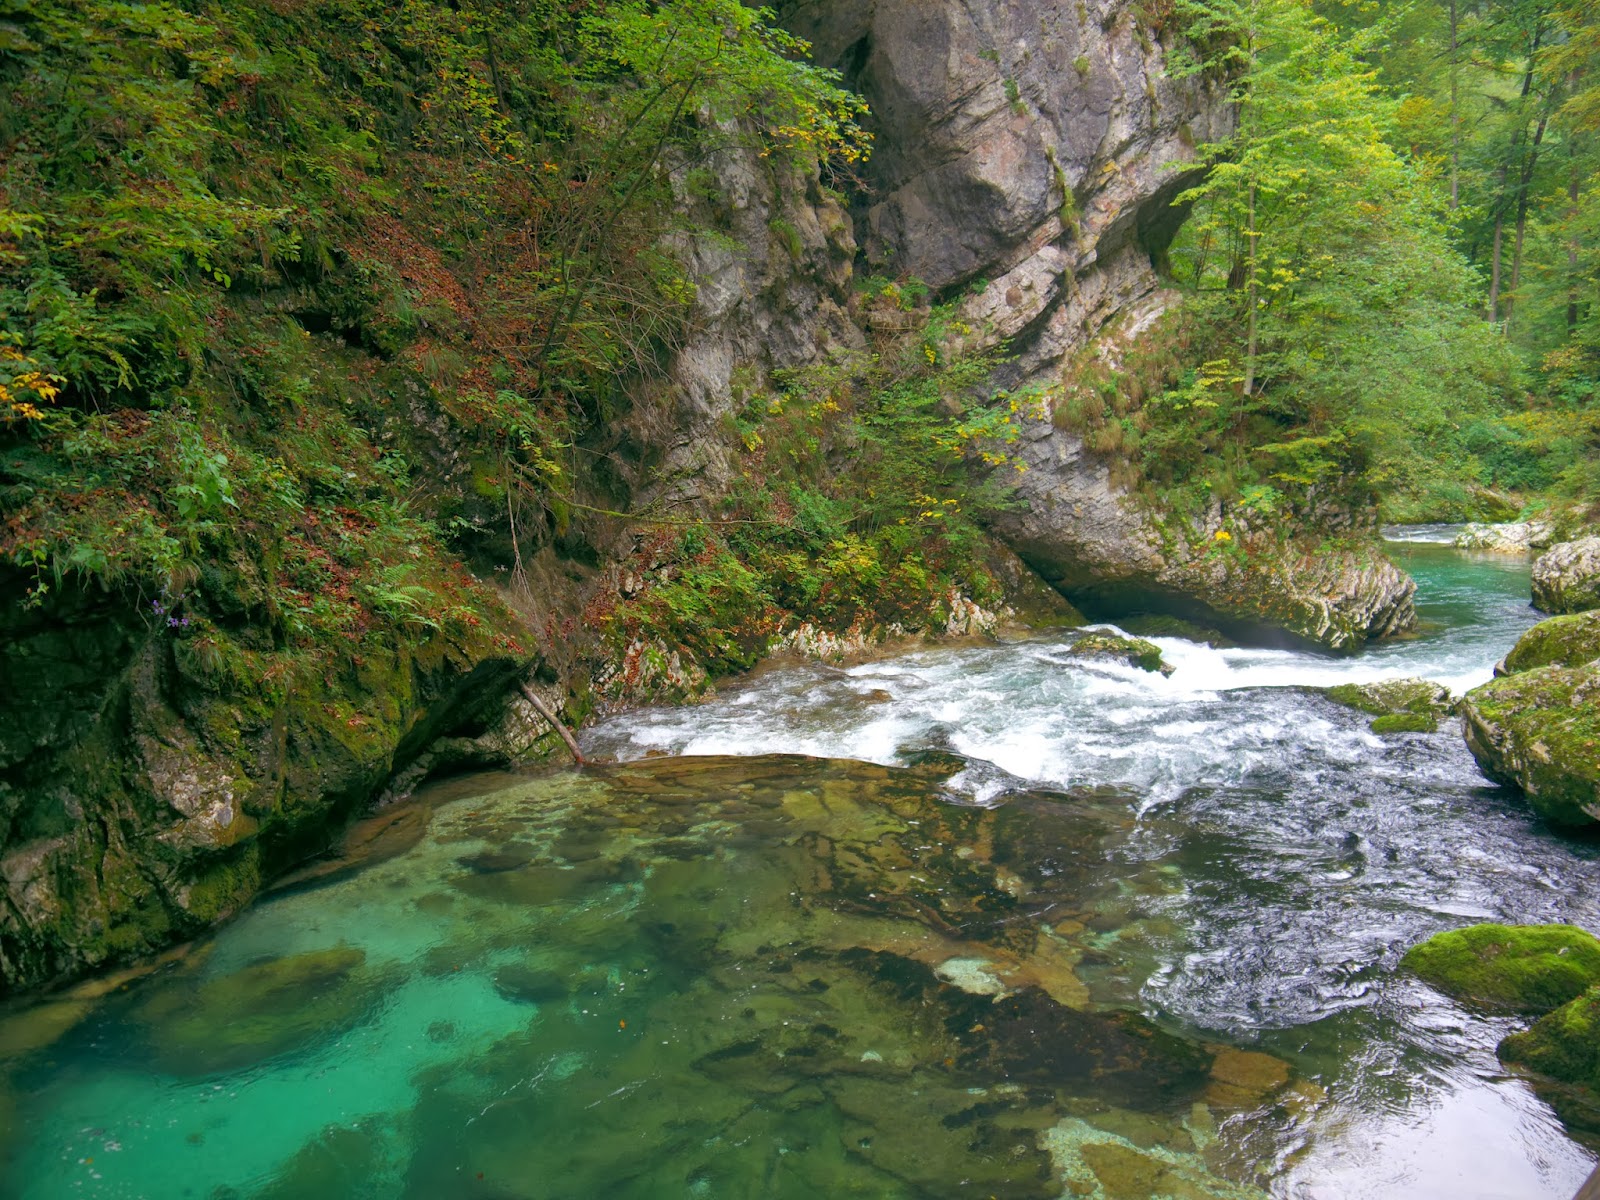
[2,537,1597,1198]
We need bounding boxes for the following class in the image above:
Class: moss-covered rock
[1501,611,1600,675]
[1322,677,1452,734]
[1499,985,1600,1092]
[1460,662,1600,826]
[1532,538,1600,615]
[1067,632,1171,675]
[1401,923,1600,1014]
[0,576,529,995]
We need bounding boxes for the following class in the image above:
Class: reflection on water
[1,535,1596,1198]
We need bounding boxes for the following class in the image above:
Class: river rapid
[1,534,1596,1199]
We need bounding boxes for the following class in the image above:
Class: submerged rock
[1501,610,1600,675]
[1321,678,1453,734]
[1068,631,1172,675]
[1461,662,1600,826]
[1402,923,1600,1014]
[1532,538,1600,614]
[134,945,383,1075]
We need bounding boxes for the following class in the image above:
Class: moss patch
[1068,632,1171,674]
[1503,611,1600,675]
[1370,711,1439,734]
[1499,984,1600,1092]
[1461,662,1600,826]
[1401,923,1600,1014]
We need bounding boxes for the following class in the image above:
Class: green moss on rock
[1499,984,1600,1091]
[1370,711,1438,734]
[1068,632,1171,674]
[1401,923,1600,1014]
[1502,611,1600,675]
[1322,677,1451,734]
[1460,662,1600,826]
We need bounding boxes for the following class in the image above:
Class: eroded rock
[1461,662,1600,826]
[1532,538,1600,615]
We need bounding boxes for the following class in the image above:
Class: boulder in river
[1067,631,1172,675]
[1501,610,1600,675]
[1453,521,1555,555]
[1460,659,1600,826]
[1532,537,1600,614]
[1499,985,1600,1094]
[1401,923,1600,1014]
[1320,677,1453,734]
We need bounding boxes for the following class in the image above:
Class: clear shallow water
[2,534,1597,1199]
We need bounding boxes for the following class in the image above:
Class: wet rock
[1461,662,1600,826]
[1203,1046,1292,1110]
[1402,923,1600,1014]
[1454,521,1555,555]
[134,945,382,1075]
[1532,538,1600,614]
[1321,677,1453,734]
[1068,632,1172,675]
[1501,611,1600,675]
[492,963,572,1005]
[1499,985,1600,1093]
[1040,1113,1270,1199]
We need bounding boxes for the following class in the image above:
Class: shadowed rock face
[777,0,1414,650]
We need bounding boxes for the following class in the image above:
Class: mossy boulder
[1401,923,1600,1014]
[1499,985,1600,1091]
[1321,677,1452,734]
[1501,611,1600,675]
[1460,662,1600,826]
[1067,631,1172,675]
[1532,538,1600,614]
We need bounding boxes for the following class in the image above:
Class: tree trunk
[1570,162,1584,335]
[1243,181,1258,396]
[1449,0,1460,210]
[1506,113,1549,328]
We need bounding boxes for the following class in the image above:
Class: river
[1,534,1595,1198]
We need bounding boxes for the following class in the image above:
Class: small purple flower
[152,600,164,614]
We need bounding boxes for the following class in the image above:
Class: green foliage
[0,0,870,681]
[604,297,1033,675]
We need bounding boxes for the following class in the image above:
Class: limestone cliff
[776,0,1416,647]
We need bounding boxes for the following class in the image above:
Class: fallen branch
[520,684,585,765]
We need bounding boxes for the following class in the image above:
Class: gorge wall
[0,0,1412,994]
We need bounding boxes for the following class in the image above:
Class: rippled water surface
[3,535,1597,1199]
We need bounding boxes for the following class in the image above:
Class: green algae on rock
[1321,677,1453,734]
[1499,985,1600,1093]
[1461,662,1600,826]
[1068,632,1172,675]
[1401,923,1600,1014]
[1501,610,1600,675]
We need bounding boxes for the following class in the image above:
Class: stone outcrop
[779,0,1412,651]
[1453,521,1555,555]
[0,577,530,990]
[1461,613,1600,826]
[1532,537,1600,614]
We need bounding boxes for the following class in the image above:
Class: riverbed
[1,536,1595,1198]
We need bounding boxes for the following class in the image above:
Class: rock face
[780,0,1411,651]
[1461,614,1600,826]
[0,579,526,992]
[1532,538,1600,614]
